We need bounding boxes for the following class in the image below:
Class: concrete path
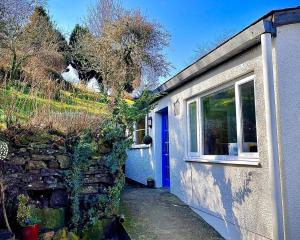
[120,186,223,240]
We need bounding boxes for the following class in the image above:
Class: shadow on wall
[171,82,259,238]
[170,124,259,238]
[187,164,254,238]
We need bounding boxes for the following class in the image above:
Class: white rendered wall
[127,44,274,239]
[125,145,154,185]
[273,23,300,240]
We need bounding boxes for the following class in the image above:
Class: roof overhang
[154,7,300,95]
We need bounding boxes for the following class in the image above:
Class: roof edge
[154,7,300,95]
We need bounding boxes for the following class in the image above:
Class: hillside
[0,84,111,130]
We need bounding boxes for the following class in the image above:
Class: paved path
[120,186,223,240]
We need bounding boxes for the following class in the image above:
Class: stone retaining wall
[0,127,115,229]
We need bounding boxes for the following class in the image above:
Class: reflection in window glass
[135,119,145,145]
[188,102,198,152]
[203,87,237,155]
[240,81,257,152]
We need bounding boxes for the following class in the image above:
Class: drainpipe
[261,33,284,240]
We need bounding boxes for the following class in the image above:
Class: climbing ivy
[66,91,158,233]
[101,92,158,214]
[106,174,125,216]
[66,134,93,231]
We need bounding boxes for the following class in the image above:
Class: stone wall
[0,126,114,229]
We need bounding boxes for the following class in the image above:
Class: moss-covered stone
[56,155,70,169]
[11,156,27,165]
[31,207,65,229]
[19,131,53,145]
[49,160,60,169]
[26,161,47,170]
[31,154,55,161]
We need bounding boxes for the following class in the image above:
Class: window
[239,81,257,153]
[203,86,237,155]
[186,76,258,163]
[134,118,146,145]
[188,101,198,153]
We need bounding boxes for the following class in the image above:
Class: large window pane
[188,102,198,152]
[240,81,257,152]
[203,87,237,155]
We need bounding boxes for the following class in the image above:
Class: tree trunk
[10,50,17,81]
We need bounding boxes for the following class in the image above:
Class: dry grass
[29,109,105,134]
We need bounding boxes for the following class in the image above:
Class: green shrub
[53,228,68,240]
[31,208,65,229]
[82,219,113,240]
[53,229,79,240]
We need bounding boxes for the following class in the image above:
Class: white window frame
[235,77,259,159]
[187,98,200,157]
[131,116,149,149]
[185,75,259,165]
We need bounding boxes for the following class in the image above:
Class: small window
[202,87,237,156]
[134,118,146,145]
[188,101,198,153]
[239,81,257,153]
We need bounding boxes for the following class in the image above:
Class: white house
[126,7,300,240]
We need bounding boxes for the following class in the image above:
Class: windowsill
[184,157,260,166]
[130,144,151,149]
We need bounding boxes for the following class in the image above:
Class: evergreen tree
[55,29,70,64]
[69,24,89,48]
[69,24,100,83]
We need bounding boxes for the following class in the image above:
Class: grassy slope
[0,86,110,128]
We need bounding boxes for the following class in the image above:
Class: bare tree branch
[85,0,123,37]
[78,2,171,95]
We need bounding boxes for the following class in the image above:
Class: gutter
[261,33,284,240]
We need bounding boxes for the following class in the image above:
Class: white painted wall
[163,59,274,238]
[126,146,154,185]
[273,23,300,240]
[127,43,274,239]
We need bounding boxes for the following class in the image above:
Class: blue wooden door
[162,110,170,188]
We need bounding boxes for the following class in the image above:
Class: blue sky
[48,0,299,82]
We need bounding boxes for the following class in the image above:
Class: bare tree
[0,0,47,49]
[0,1,63,83]
[0,0,33,59]
[85,0,123,37]
[76,0,170,96]
[20,7,66,89]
